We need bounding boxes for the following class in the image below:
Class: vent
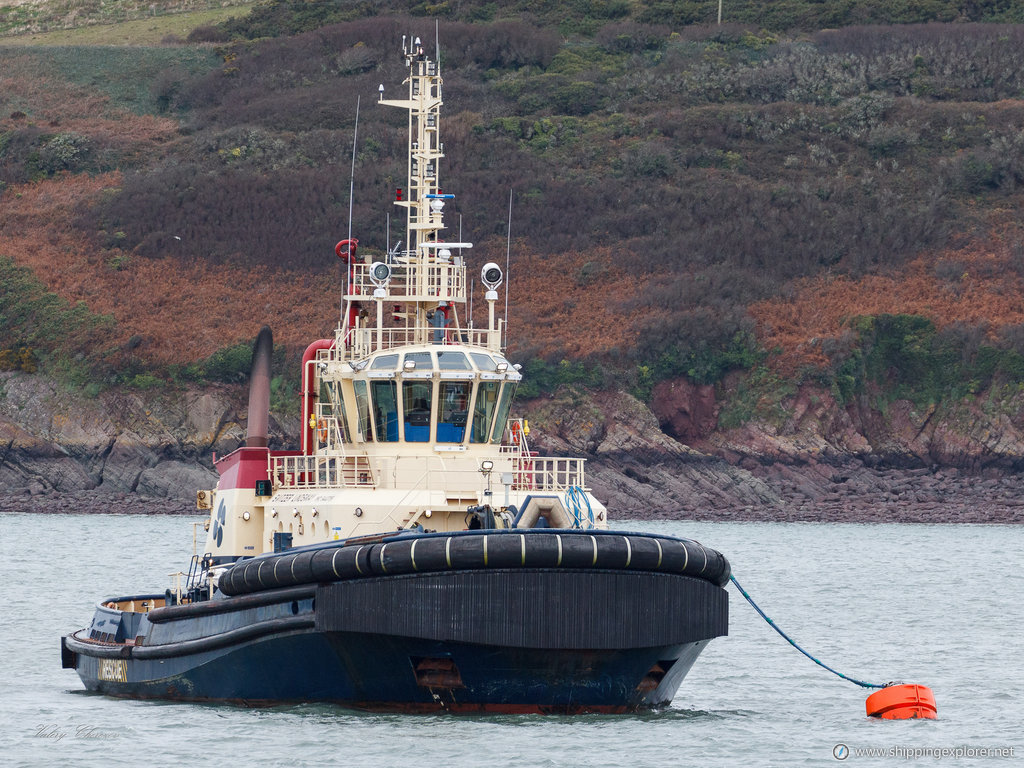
[636,660,676,693]
[411,657,465,689]
[60,637,78,670]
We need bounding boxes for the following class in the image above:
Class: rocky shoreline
[592,458,1024,524]
[1,371,1022,524]
[3,462,1022,524]
[0,489,199,516]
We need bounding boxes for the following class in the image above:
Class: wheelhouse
[315,344,521,450]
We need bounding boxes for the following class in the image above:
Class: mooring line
[729,574,890,689]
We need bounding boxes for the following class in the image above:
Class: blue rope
[565,487,594,529]
[729,574,887,689]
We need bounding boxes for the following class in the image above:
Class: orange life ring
[510,422,522,444]
[317,420,329,443]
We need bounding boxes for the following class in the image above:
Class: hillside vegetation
[0,0,253,39]
[4,6,1024,422]
[190,0,1024,38]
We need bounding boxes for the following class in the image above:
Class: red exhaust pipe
[301,339,335,454]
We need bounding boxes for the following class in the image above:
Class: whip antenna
[504,188,512,347]
[342,95,360,322]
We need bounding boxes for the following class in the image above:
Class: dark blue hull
[64,532,733,712]
[64,565,728,713]
[72,628,710,713]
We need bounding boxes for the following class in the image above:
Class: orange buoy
[865,684,937,719]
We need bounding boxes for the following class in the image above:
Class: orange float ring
[317,420,329,443]
[865,684,937,719]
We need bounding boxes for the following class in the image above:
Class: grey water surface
[2,513,1020,767]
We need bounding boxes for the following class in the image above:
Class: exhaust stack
[245,326,273,448]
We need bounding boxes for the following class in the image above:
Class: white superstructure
[199,40,606,564]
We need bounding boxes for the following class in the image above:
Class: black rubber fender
[218,529,731,596]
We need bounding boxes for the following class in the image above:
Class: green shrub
[717,364,794,429]
[128,373,164,390]
[0,346,37,373]
[645,330,761,387]
[517,358,606,399]
[826,314,1024,407]
[0,255,115,384]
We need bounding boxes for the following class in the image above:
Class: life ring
[317,420,329,443]
[510,422,522,445]
[335,238,358,261]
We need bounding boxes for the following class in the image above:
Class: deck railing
[342,325,500,359]
[268,452,583,494]
[345,260,466,304]
[510,456,587,492]
[270,454,376,490]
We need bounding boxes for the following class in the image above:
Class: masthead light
[369,261,392,287]
[481,262,503,290]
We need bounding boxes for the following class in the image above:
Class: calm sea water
[2,513,1020,767]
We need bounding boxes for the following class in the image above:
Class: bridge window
[402,380,433,442]
[371,354,399,370]
[437,350,470,370]
[403,351,433,370]
[471,381,499,443]
[371,380,398,442]
[470,352,496,371]
[322,382,351,443]
[490,383,517,444]
[353,380,372,441]
[438,382,470,442]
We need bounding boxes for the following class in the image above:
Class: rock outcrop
[0,371,294,513]
[2,370,1023,523]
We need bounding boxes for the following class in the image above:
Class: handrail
[511,456,587,492]
[268,452,583,493]
[387,467,432,520]
[313,407,346,456]
[343,260,466,303]
[343,325,498,359]
[270,454,375,490]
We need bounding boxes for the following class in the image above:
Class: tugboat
[61,39,730,713]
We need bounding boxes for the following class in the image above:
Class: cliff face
[0,371,295,512]
[523,379,1024,523]
[688,380,1024,472]
[2,371,1023,522]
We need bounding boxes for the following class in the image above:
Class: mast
[372,38,469,345]
[335,38,505,362]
